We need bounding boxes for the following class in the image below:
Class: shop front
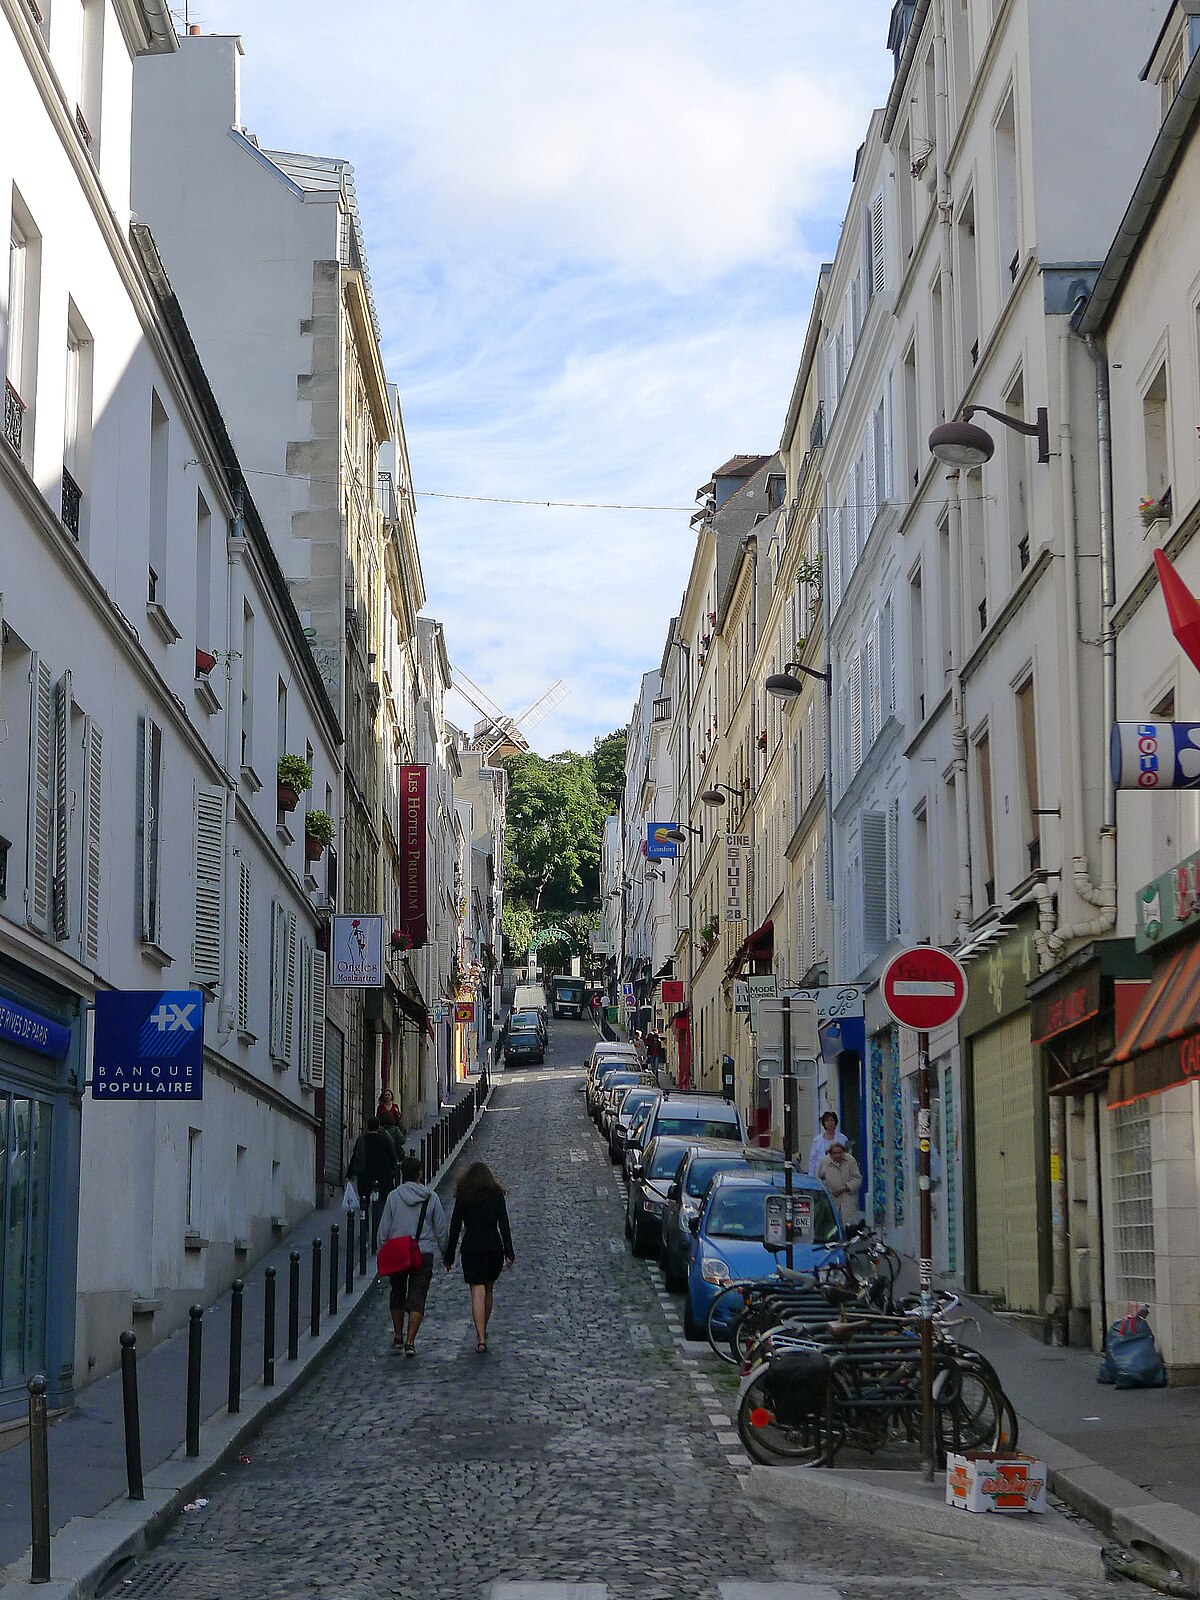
[0,955,83,1420]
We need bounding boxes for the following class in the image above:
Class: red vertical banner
[398,765,428,949]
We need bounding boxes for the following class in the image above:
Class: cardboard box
[946,1452,1048,1514]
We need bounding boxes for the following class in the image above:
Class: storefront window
[1112,1100,1156,1303]
[1,1096,51,1384]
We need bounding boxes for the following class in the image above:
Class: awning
[395,988,429,1032]
[653,958,675,980]
[725,917,774,979]
[1107,939,1200,1107]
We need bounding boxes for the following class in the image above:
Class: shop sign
[1111,722,1200,791]
[397,765,428,949]
[724,832,750,925]
[1110,1033,1200,1108]
[661,979,685,1004]
[0,993,70,1061]
[646,822,678,861]
[749,980,864,1033]
[733,980,750,1013]
[92,990,204,1099]
[1031,968,1101,1044]
[747,973,778,1032]
[1134,846,1200,952]
[454,1002,475,1024]
[961,910,1038,1036]
[330,915,384,988]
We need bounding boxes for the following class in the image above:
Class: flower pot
[195,648,218,677]
[277,782,301,813]
[304,834,324,863]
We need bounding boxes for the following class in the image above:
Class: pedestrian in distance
[348,1117,399,1249]
[817,1138,864,1230]
[806,1109,841,1178]
[376,1155,449,1356]
[444,1161,514,1354]
[377,1088,407,1169]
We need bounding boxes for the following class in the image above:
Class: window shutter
[849,652,863,774]
[236,860,251,1033]
[298,938,312,1085]
[80,718,102,963]
[861,809,888,951]
[884,370,895,498]
[862,629,876,750]
[27,655,53,932]
[284,909,298,1065]
[193,785,226,985]
[805,700,816,802]
[309,949,327,1089]
[137,715,162,944]
[52,669,71,941]
[844,286,855,370]
[828,507,843,613]
[887,797,901,940]
[865,427,877,533]
[871,191,886,296]
[837,680,849,795]
[809,861,819,968]
[882,597,896,715]
[870,613,884,739]
[270,900,287,1060]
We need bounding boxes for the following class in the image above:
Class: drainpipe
[218,484,248,1035]
[947,472,972,937]
[934,0,954,421]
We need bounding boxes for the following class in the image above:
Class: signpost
[754,994,818,1268]
[881,945,968,1484]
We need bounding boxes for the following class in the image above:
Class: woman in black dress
[444,1162,514,1352]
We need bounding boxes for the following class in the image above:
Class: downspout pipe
[947,471,972,937]
[218,483,248,1035]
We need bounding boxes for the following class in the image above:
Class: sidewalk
[0,1068,492,1597]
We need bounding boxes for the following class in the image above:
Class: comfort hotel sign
[398,764,429,949]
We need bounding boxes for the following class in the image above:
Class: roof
[713,454,771,480]
[258,148,382,343]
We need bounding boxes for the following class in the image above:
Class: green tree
[501,899,536,960]
[591,726,628,816]
[501,750,607,913]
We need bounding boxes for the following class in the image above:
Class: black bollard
[287,1249,300,1360]
[120,1332,144,1501]
[263,1266,276,1387]
[358,1206,368,1277]
[344,1214,354,1295]
[329,1224,339,1317]
[185,1305,203,1457]
[310,1236,322,1338]
[227,1279,244,1414]
[28,1375,49,1583]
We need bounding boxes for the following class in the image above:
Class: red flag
[1154,549,1200,676]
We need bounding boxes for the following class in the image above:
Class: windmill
[449,670,569,761]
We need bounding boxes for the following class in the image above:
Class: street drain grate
[98,1558,190,1597]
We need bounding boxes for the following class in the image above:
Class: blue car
[682,1169,841,1341]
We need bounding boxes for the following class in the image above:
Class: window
[62,308,91,542]
[897,126,914,263]
[938,516,953,681]
[186,1127,202,1233]
[193,785,225,986]
[5,198,40,463]
[80,716,102,963]
[240,603,254,768]
[1004,369,1029,576]
[137,714,163,945]
[1142,360,1171,514]
[859,811,886,957]
[237,859,251,1033]
[195,492,212,652]
[975,729,995,906]
[76,0,104,150]
[277,677,288,765]
[995,86,1020,296]
[957,191,979,382]
[26,655,52,934]
[1015,677,1040,872]
[913,802,930,939]
[1111,1101,1155,1303]
[909,566,926,722]
[148,392,168,602]
[965,467,987,635]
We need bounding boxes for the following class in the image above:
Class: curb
[745,1463,1104,1577]
[1,1078,494,1600]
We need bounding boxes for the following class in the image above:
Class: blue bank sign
[92,990,205,1100]
[0,994,70,1060]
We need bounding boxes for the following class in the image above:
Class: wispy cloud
[192,0,895,751]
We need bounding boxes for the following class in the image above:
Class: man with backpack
[347,1117,399,1249]
[376,1156,449,1356]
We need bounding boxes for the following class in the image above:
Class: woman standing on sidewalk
[444,1162,514,1353]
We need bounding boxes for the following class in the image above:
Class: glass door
[0,1094,52,1385]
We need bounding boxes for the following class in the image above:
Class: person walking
[348,1118,398,1249]
[377,1089,407,1170]
[807,1109,841,1178]
[376,1156,448,1356]
[444,1162,514,1353]
[817,1138,864,1231]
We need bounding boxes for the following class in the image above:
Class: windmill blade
[450,667,507,723]
[513,680,569,732]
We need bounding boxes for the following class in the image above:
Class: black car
[659,1143,785,1290]
[589,1061,639,1121]
[511,1007,548,1045]
[504,1026,544,1066]
[625,1136,690,1256]
[598,1072,643,1136]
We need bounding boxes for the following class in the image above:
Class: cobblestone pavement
[121,1022,1115,1600]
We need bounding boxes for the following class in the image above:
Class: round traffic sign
[881,946,968,1032]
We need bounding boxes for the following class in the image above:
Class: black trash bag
[1098,1308,1168,1388]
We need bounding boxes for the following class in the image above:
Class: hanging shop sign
[1134,846,1200,952]
[724,832,750,925]
[454,1002,475,1024]
[646,822,679,861]
[92,990,204,1099]
[0,992,70,1061]
[1111,723,1200,790]
[330,915,385,988]
[1030,967,1102,1045]
[397,764,429,948]
[661,979,685,1004]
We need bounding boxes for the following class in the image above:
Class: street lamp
[663,823,703,844]
[928,404,1049,468]
[764,660,832,699]
[701,782,747,807]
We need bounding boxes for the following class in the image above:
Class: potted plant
[303,808,334,861]
[757,731,768,752]
[391,926,414,952]
[1140,490,1172,529]
[195,647,218,677]
[277,754,313,813]
[794,637,807,655]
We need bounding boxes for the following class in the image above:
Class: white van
[513,983,548,1015]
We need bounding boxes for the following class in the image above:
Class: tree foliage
[501,750,606,913]
[591,726,628,816]
[500,899,537,958]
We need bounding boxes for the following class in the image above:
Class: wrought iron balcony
[652,696,672,723]
[4,379,25,454]
[809,401,826,451]
[377,469,398,523]
[61,466,82,538]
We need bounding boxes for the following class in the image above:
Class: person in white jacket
[376,1156,450,1356]
[807,1110,841,1178]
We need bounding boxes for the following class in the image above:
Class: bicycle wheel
[737,1368,828,1466]
[956,1348,1020,1451]
[936,1365,1006,1455]
[705,1285,747,1363]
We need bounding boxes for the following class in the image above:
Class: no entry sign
[881,946,968,1032]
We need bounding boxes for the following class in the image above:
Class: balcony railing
[652,697,672,723]
[809,401,826,451]
[377,470,398,523]
[4,379,25,454]
[61,466,82,538]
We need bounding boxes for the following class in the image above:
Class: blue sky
[195,0,896,753]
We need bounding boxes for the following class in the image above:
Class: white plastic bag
[342,1179,360,1214]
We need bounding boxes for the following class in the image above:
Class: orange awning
[1107,940,1200,1108]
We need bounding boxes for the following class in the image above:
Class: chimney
[187,23,201,34]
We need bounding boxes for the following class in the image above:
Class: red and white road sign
[881,946,968,1032]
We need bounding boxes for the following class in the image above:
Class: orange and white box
[945,1452,1048,1515]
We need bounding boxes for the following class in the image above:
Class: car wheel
[624,1210,633,1241]
[683,1296,703,1341]
[630,1223,649,1257]
[608,1141,620,1165]
[662,1247,684,1293]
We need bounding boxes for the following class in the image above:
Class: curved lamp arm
[962,404,1050,464]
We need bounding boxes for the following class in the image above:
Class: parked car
[511,1007,548,1045]
[660,1144,785,1290]
[587,1040,639,1076]
[504,1025,544,1066]
[625,1135,692,1256]
[622,1096,659,1177]
[589,1059,641,1119]
[598,1072,644,1135]
[683,1170,839,1340]
[609,1085,661,1163]
[642,1090,746,1146]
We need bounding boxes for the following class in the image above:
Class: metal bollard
[358,1206,368,1277]
[344,1213,354,1295]
[227,1279,244,1414]
[287,1249,300,1361]
[329,1224,339,1317]
[28,1375,49,1583]
[310,1236,322,1338]
[263,1266,277,1387]
[120,1332,144,1501]
[185,1305,203,1457]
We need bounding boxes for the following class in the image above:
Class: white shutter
[27,655,52,932]
[52,669,71,941]
[862,629,876,751]
[805,699,816,803]
[849,652,863,774]
[298,938,312,1084]
[309,949,327,1089]
[828,507,843,613]
[871,191,886,296]
[193,785,226,985]
[270,900,287,1059]
[861,809,888,951]
[138,715,162,944]
[871,613,884,739]
[887,797,901,940]
[865,427,877,534]
[80,718,102,963]
[236,859,251,1032]
[882,598,896,716]
[884,370,895,498]
[809,860,819,968]
[844,286,855,370]
[284,909,298,1065]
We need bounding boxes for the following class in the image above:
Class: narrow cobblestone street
[118,1023,1114,1600]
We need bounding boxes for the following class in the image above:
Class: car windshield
[509,1030,538,1044]
[513,1013,540,1026]
[647,1145,686,1180]
[606,1074,639,1094]
[655,1116,740,1141]
[621,1089,658,1121]
[706,1185,838,1241]
[685,1154,747,1197]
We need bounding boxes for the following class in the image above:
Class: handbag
[377,1194,431,1276]
[341,1179,360,1214]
